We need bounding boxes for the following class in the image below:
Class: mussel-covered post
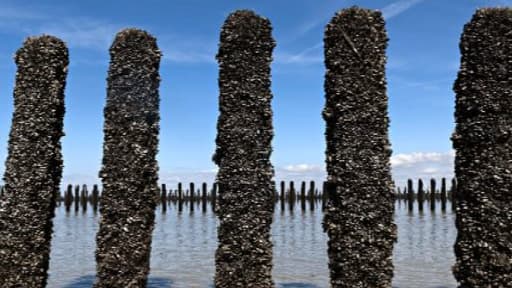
[407,179,414,212]
[440,177,447,211]
[0,36,68,287]
[417,178,424,211]
[322,7,397,287]
[430,178,436,211]
[94,29,161,287]
[213,10,276,288]
[452,8,512,287]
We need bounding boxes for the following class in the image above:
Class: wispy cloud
[391,151,454,167]
[159,36,217,64]
[391,151,454,187]
[287,0,425,63]
[0,5,46,21]
[38,19,121,51]
[381,0,425,20]
[0,3,216,65]
[276,43,323,65]
[282,164,323,173]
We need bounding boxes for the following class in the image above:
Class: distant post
[452,8,512,287]
[0,36,68,287]
[213,10,276,287]
[322,7,396,287]
[430,178,436,211]
[94,29,161,287]
[407,179,414,212]
[417,179,424,212]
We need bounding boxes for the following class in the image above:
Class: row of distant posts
[9,178,456,213]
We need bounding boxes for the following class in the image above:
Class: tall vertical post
[417,179,424,212]
[452,8,512,287]
[322,7,396,287]
[92,184,99,212]
[213,10,275,287]
[161,183,167,213]
[94,29,161,287]
[440,177,447,211]
[407,179,414,212]
[177,182,182,212]
[189,182,195,210]
[430,178,436,211]
[65,184,73,212]
[0,36,68,287]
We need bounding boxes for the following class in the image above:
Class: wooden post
[94,29,160,287]
[407,179,414,212]
[452,9,512,286]
[92,184,99,212]
[80,184,88,212]
[190,182,195,212]
[202,182,207,213]
[309,181,315,211]
[74,185,80,212]
[178,182,183,213]
[212,182,218,213]
[417,179,424,211]
[0,35,68,286]
[430,178,436,211]
[289,181,295,211]
[300,181,306,211]
[65,184,73,212]
[213,10,276,287]
[280,181,285,211]
[161,184,167,213]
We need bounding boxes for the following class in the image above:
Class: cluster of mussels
[0,36,68,287]
[213,10,276,288]
[94,29,161,288]
[452,8,512,287]
[322,7,397,288]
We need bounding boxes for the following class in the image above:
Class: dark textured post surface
[0,35,68,287]
[417,179,424,211]
[452,8,512,287]
[430,178,436,211]
[213,10,275,288]
[440,177,447,211]
[407,179,414,212]
[65,184,73,211]
[94,29,160,287]
[322,7,396,287]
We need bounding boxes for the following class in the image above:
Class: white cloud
[391,151,453,167]
[282,164,323,173]
[9,151,453,192]
[39,19,121,51]
[391,151,454,188]
[381,0,425,20]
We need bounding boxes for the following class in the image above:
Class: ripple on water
[47,200,457,288]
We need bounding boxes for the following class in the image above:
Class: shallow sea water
[47,200,457,288]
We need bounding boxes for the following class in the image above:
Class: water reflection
[48,200,457,288]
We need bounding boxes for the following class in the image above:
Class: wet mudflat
[47,200,457,288]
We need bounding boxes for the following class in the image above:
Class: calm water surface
[47,200,457,288]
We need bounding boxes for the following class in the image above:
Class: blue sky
[0,0,509,188]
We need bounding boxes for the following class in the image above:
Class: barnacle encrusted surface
[0,35,68,287]
[452,8,512,288]
[94,28,161,288]
[322,7,397,288]
[213,10,276,288]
